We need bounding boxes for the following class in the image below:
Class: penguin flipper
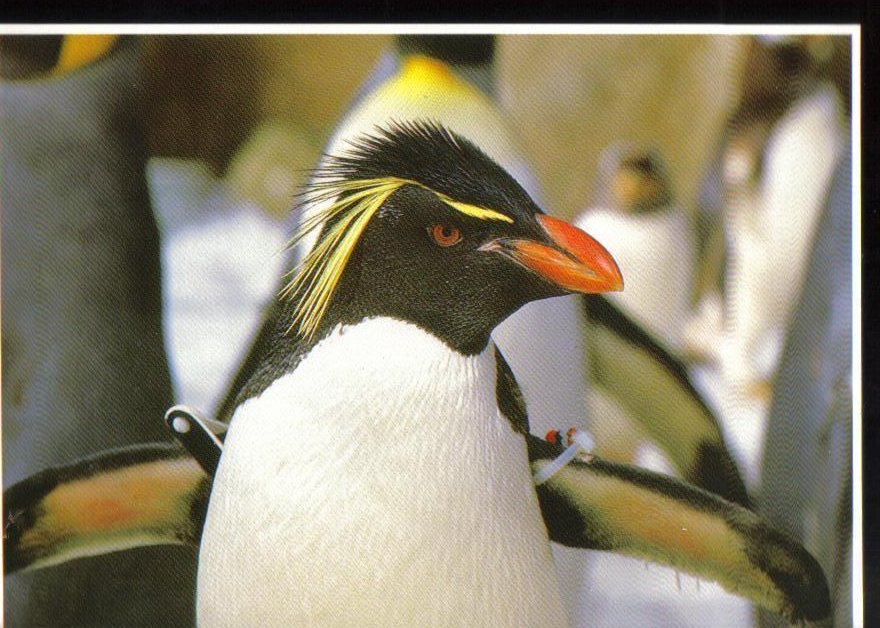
[527,435,830,623]
[3,443,210,575]
[214,298,280,423]
[584,294,751,507]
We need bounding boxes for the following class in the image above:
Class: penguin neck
[227,291,498,420]
[237,316,501,438]
[322,289,495,357]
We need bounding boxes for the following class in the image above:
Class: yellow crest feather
[434,194,514,223]
[282,175,514,340]
[281,177,406,340]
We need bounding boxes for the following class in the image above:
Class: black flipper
[584,294,751,507]
[3,444,211,575]
[527,434,831,624]
[494,347,530,435]
[213,297,280,423]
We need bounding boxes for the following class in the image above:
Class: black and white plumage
[314,46,754,628]
[210,48,596,622]
[686,36,848,413]
[276,46,590,446]
[201,121,623,626]
[4,122,832,626]
[573,144,748,507]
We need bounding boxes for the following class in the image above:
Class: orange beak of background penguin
[480,213,624,294]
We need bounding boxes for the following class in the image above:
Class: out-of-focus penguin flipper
[3,444,210,575]
[584,294,751,507]
[527,435,831,624]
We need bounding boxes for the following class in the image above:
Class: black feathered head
[282,121,623,352]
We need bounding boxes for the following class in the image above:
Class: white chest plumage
[197,317,566,627]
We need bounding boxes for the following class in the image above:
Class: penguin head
[285,121,622,354]
[595,142,673,215]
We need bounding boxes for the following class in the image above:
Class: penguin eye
[429,223,463,247]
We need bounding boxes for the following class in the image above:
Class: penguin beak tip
[482,214,624,295]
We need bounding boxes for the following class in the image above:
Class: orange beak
[480,214,624,294]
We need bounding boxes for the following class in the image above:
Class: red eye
[430,223,462,247]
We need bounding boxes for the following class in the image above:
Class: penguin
[203,37,749,627]
[216,35,749,507]
[574,145,691,467]
[569,145,752,625]
[757,138,853,628]
[210,37,598,624]
[753,38,853,627]
[572,143,748,506]
[2,35,196,627]
[4,122,833,627]
[576,143,693,353]
[197,121,621,627]
[722,40,846,414]
[217,37,589,454]
[686,35,848,414]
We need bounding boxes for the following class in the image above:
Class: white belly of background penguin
[198,318,566,627]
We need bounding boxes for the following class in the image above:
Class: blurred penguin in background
[573,144,696,467]
[754,39,853,625]
[1,35,196,627]
[571,144,748,510]
[685,36,853,626]
[756,137,853,628]
[567,142,758,627]
[576,143,694,354]
[685,35,849,417]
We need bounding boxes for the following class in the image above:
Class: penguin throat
[308,285,500,357]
